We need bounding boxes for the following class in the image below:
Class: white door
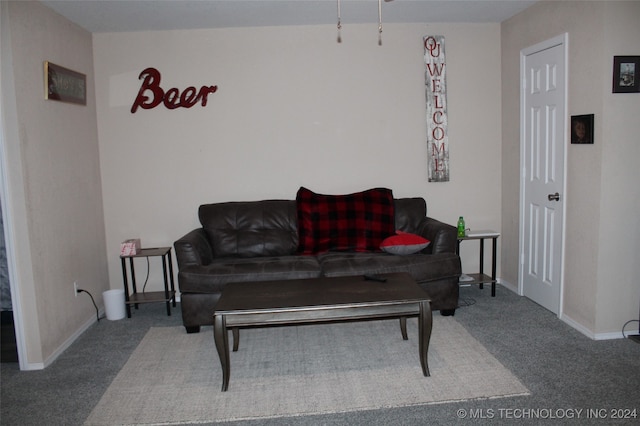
[519,35,567,315]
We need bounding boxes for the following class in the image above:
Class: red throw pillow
[380,231,430,255]
[296,187,395,254]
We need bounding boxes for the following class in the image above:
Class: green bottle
[457,216,466,238]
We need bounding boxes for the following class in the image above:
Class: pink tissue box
[120,239,141,256]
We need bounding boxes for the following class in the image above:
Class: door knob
[548,192,560,201]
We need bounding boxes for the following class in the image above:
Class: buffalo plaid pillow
[296,187,395,254]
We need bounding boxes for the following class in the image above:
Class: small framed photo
[612,56,640,93]
[44,61,86,105]
[571,114,594,145]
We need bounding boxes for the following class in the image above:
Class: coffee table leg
[213,314,230,391]
[418,300,433,377]
[232,327,240,352]
[399,317,408,340]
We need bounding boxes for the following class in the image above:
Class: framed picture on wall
[571,114,594,145]
[44,61,86,105]
[612,56,640,93]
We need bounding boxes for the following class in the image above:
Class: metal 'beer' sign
[424,36,449,182]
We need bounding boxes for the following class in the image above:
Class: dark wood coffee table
[212,272,432,391]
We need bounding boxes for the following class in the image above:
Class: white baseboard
[19,360,45,371]
[495,279,625,341]
[37,293,181,370]
[593,330,626,340]
[561,312,626,340]
[496,278,518,294]
[38,308,103,370]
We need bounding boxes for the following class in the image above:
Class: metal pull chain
[378,0,383,46]
[337,0,342,43]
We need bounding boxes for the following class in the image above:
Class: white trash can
[103,289,126,320]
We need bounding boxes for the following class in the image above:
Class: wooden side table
[120,247,176,317]
[456,230,499,297]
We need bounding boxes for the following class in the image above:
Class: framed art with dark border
[612,56,640,93]
[571,114,594,145]
[44,61,86,105]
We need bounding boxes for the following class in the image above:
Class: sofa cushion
[296,187,395,254]
[318,251,461,283]
[393,198,428,232]
[199,200,298,258]
[178,255,321,293]
[380,231,430,255]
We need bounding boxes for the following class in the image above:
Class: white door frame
[1,3,30,369]
[518,33,569,318]
[0,119,28,370]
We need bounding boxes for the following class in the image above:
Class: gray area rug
[85,316,529,425]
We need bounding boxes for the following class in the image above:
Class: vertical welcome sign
[424,36,449,182]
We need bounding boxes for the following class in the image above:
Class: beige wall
[501,1,640,336]
[5,0,636,367]
[4,3,505,368]
[93,23,503,294]
[596,1,640,335]
[2,0,108,367]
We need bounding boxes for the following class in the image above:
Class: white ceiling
[41,0,538,33]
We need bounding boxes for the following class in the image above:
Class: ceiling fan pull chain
[337,0,342,43]
[378,0,383,46]
[337,0,388,45]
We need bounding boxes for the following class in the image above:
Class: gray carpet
[85,317,527,424]
[2,285,639,425]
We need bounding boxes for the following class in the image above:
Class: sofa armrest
[174,228,214,268]
[419,217,457,254]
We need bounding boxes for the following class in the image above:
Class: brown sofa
[174,196,461,333]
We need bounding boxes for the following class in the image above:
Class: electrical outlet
[74,281,78,297]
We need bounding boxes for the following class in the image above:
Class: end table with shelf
[120,247,177,317]
[456,230,499,297]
